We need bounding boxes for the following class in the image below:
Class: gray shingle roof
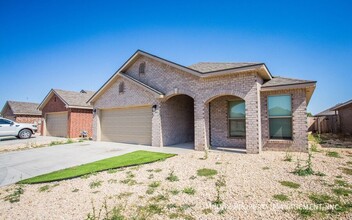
[262,77,316,88]
[7,101,41,115]
[188,62,262,73]
[331,99,352,110]
[54,89,95,108]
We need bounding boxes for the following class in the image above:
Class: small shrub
[212,175,226,207]
[273,194,289,201]
[4,187,24,203]
[197,168,218,177]
[326,151,341,158]
[183,187,196,195]
[148,181,161,188]
[284,151,292,162]
[279,181,300,189]
[38,185,50,192]
[166,170,179,182]
[89,180,103,189]
[293,152,315,176]
[333,188,352,196]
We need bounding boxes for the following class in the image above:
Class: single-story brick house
[332,99,352,135]
[1,101,42,133]
[88,50,316,153]
[38,89,94,138]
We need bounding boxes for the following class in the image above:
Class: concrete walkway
[0,141,192,187]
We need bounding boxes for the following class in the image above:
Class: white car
[0,117,37,139]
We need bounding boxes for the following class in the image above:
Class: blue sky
[0,0,351,114]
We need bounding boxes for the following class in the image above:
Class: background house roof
[331,99,352,110]
[54,89,95,108]
[262,77,316,88]
[4,101,41,115]
[188,62,262,73]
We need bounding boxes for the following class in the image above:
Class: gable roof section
[121,74,164,97]
[331,99,352,110]
[38,89,95,110]
[188,62,263,73]
[1,101,41,116]
[88,50,272,103]
[261,77,317,104]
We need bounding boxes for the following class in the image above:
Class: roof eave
[66,105,93,110]
[38,89,69,111]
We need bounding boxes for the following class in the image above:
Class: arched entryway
[161,94,194,147]
[207,95,246,151]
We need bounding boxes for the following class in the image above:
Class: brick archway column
[152,101,162,147]
[194,100,209,151]
[244,82,262,154]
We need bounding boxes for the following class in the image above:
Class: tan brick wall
[338,103,352,134]
[260,89,308,152]
[15,115,42,133]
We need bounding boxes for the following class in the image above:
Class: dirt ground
[0,139,352,220]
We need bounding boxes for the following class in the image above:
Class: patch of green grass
[183,187,196,195]
[309,193,333,204]
[148,181,160,188]
[342,167,352,175]
[146,188,155,195]
[149,194,169,202]
[279,181,300,189]
[154,168,162,173]
[297,208,313,218]
[89,180,102,189]
[215,162,222,165]
[310,143,319,152]
[197,168,218,177]
[144,203,163,215]
[332,188,352,196]
[38,185,50,192]
[169,189,180,195]
[4,187,24,203]
[262,166,270,170]
[273,194,289,201]
[107,169,119,174]
[334,179,351,188]
[19,151,175,184]
[166,170,179,182]
[326,151,342,158]
[202,208,212,214]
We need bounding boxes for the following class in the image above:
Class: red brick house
[38,89,94,138]
[1,101,42,133]
[332,99,352,135]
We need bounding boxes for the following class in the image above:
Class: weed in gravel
[120,178,137,186]
[293,152,315,176]
[117,192,133,199]
[336,175,343,179]
[148,181,160,188]
[197,168,218,177]
[126,171,135,178]
[89,180,103,189]
[212,175,226,207]
[284,151,293,162]
[72,188,79,192]
[326,151,342,158]
[108,179,118,184]
[144,203,164,215]
[169,189,180,195]
[273,194,289,201]
[183,187,196,195]
[148,174,154,179]
[166,203,178,209]
[262,166,270,170]
[107,169,118,174]
[150,194,169,202]
[38,185,50,192]
[280,181,300,189]
[218,208,227,215]
[189,175,197,180]
[310,143,319,152]
[166,170,179,182]
[202,208,212,214]
[154,168,162,173]
[309,193,333,204]
[4,186,24,203]
[86,200,125,220]
[341,167,352,175]
[146,188,155,195]
[200,148,209,160]
[297,208,313,218]
[334,179,351,188]
[332,188,352,196]
[315,171,326,176]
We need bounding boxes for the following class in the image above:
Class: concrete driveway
[0,141,192,187]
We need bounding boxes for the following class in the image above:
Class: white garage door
[101,106,152,145]
[46,112,68,137]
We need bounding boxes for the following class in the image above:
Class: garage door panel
[46,112,68,137]
[101,106,152,145]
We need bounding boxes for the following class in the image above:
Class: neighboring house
[38,89,94,138]
[88,50,316,153]
[332,99,352,135]
[1,101,42,133]
[312,106,339,134]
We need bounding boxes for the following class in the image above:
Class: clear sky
[0,0,351,114]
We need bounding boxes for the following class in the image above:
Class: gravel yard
[1,142,352,220]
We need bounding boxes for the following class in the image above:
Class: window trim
[139,62,146,75]
[267,94,293,140]
[227,100,246,138]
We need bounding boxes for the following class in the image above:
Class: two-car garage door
[46,112,68,137]
[101,106,152,145]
